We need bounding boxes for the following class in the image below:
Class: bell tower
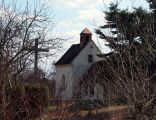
[80,28,92,47]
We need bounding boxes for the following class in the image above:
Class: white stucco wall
[55,64,73,100]
[55,40,104,100]
[72,40,103,82]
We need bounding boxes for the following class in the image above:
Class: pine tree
[95,3,151,52]
[95,2,156,119]
[148,0,156,12]
[147,0,156,39]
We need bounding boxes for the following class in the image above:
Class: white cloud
[77,9,105,26]
[55,0,88,8]
[53,0,113,56]
[54,0,113,9]
[54,0,111,30]
[57,20,84,30]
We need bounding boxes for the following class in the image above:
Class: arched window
[89,86,94,95]
[61,75,65,91]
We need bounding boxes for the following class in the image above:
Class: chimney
[80,28,92,47]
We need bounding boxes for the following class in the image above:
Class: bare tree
[94,2,156,120]
[0,0,64,119]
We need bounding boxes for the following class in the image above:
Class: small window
[88,55,93,63]
[90,86,94,95]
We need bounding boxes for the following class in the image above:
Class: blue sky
[3,0,149,71]
[3,0,149,51]
[51,0,149,53]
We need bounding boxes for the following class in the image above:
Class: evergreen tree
[95,2,156,119]
[95,3,151,52]
[147,0,156,39]
[148,0,156,12]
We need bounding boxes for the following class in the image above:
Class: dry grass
[37,104,128,120]
[79,105,127,117]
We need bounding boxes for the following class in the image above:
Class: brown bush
[0,83,49,120]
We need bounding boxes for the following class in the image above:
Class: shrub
[0,83,49,119]
[24,83,49,118]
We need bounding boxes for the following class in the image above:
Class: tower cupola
[80,28,92,47]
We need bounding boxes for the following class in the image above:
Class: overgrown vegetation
[0,0,63,119]
[1,0,156,120]
[95,0,156,119]
[0,83,49,120]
